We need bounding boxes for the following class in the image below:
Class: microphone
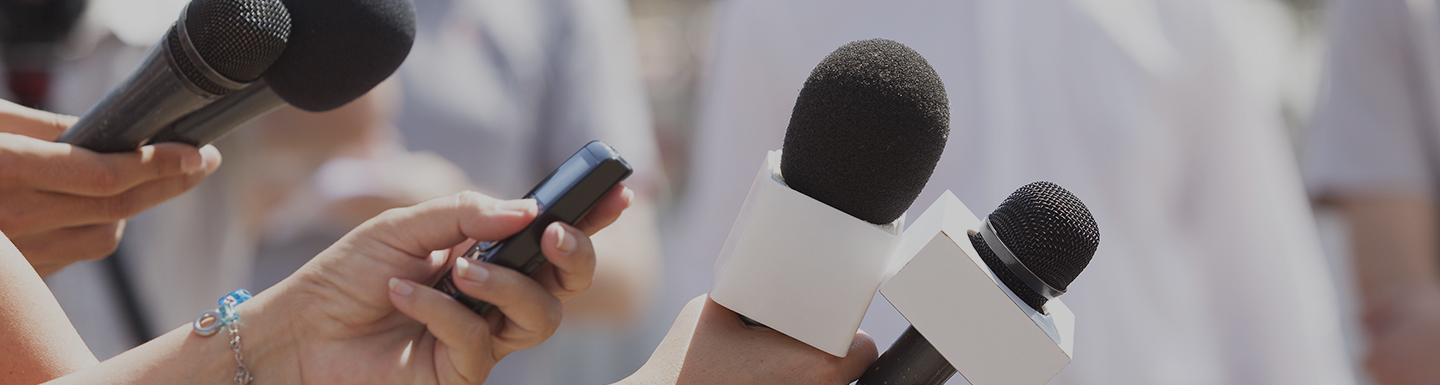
[0,0,85,108]
[56,0,290,153]
[860,182,1100,385]
[147,0,417,146]
[708,38,949,356]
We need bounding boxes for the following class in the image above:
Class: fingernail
[622,187,635,208]
[551,222,575,253]
[456,257,488,283]
[500,199,538,215]
[389,277,413,296]
[181,150,203,173]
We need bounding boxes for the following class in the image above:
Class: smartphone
[434,140,633,315]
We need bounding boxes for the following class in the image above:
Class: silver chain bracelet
[194,289,254,385]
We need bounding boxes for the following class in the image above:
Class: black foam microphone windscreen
[782,38,950,224]
[264,0,416,111]
[972,181,1100,310]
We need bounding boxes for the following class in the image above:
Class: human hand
[0,100,222,276]
[616,295,878,385]
[1364,286,1440,385]
[247,186,631,384]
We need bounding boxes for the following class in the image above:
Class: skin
[14,186,630,385]
[0,228,98,385]
[616,295,878,385]
[1325,193,1440,385]
[0,100,222,276]
[248,78,661,324]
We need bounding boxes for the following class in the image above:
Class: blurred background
[8,0,1437,383]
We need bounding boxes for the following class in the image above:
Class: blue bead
[217,289,253,307]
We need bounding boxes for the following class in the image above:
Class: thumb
[0,99,77,141]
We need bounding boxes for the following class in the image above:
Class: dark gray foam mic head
[781,38,950,224]
[169,0,290,94]
[970,181,1100,310]
[263,0,416,111]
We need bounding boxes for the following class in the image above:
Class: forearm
[1332,193,1440,309]
[43,289,300,385]
[0,231,97,385]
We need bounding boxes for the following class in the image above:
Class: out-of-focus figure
[392,0,662,383]
[1306,0,1440,383]
[668,1,1355,384]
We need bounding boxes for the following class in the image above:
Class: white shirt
[666,1,1355,383]
[1307,0,1440,197]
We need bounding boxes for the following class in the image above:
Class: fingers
[0,99,78,140]
[362,192,538,258]
[531,222,596,302]
[448,258,562,353]
[386,278,496,383]
[8,169,209,232]
[573,185,633,235]
[12,221,124,277]
[0,137,218,197]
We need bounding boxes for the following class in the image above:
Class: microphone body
[149,82,284,146]
[858,325,955,385]
[710,151,904,356]
[862,185,1097,385]
[146,0,417,147]
[57,0,290,153]
[708,38,949,357]
[61,33,224,152]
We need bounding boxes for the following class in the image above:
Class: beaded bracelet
[193,289,254,385]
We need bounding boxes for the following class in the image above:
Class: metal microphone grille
[975,181,1100,310]
[184,0,290,82]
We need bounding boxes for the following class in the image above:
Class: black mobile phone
[434,140,633,315]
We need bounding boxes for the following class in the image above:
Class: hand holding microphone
[617,295,878,385]
[0,99,221,276]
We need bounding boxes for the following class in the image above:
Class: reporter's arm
[43,188,629,385]
[0,230,97,385]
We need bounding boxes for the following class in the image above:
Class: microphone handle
[856,325,957,385]
[59,40,211,152]
[149,81,285,146]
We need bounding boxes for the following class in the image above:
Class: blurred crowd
[5,0,1439,383]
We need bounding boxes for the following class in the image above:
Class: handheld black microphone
[148,0,417,146]
[707,38,949,355]
[55,0,290,153]
[858,181,1100,385]
[0,0,85,108]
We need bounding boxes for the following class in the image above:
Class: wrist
[232,290,303,384]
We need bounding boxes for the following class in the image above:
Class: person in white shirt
[1306,0,1440,383]
[666,1,1356,383]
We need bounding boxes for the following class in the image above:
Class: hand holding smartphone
[434,140,632,315]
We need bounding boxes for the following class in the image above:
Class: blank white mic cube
[881,191,1075,385]
[711,150,903,357]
